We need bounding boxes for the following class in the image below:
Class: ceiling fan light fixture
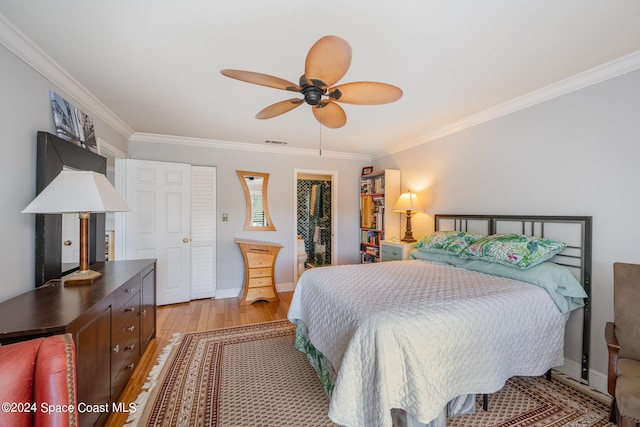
[301,84,325,105]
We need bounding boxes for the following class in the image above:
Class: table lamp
[23,170,130,285]
[393,191,423,243]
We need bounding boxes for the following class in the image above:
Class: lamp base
[400,234,417,243]
[63,269,102,286]
[401,211,417,243]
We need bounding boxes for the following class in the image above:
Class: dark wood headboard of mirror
[34,131,107,287]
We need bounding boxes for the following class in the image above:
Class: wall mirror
[35,131,107,287]
[236,170,275,231]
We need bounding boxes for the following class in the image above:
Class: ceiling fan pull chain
[319,123,323,156]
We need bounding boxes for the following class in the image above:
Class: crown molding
[129,133,372,161]
[388,49,640,155]
[4,10,638,159]
[0,13,134,140]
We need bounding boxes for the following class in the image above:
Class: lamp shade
[393,191,423,213]
[23,170,130,214]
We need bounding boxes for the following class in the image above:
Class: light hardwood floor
[105,291,293,427]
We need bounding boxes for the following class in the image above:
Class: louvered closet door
[190,166,216,299]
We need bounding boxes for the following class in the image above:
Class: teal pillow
[413,231,486,255]
[409,250,467,266]
[461,259,587,313]
[460,233,566,269]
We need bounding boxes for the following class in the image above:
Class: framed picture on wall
[361,166,373,176]
[49,91,80,145]
[76,108,98,153]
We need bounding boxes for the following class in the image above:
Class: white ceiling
[1,1,640,156]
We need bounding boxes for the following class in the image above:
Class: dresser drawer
[246,252,275,268]
[381,246,403,261]
[111,315,139,386]
[111,346,139,396]
[248,277,272,288]
[249,267,272,278]
[112,313,138,348]
[114,277,141,310]
[111,332,137,375]
[380,241,412,262]
[113,295,140,330]
[245,286,276,301]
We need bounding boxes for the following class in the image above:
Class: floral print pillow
[414,231,486,255]
[460,233,566,269]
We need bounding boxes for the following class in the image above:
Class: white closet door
[124,159,191,305]
[190,166,216,299]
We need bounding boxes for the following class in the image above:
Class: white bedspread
[288,260,570,427]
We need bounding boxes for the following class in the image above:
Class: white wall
[0,44,129,301]
[128,137,368,296]
[374,68,640,391]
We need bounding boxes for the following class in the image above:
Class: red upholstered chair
[606,263,640,427]
[0,334,78,427]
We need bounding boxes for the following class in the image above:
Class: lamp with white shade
[23,170,130,285]
[392,191,423,243]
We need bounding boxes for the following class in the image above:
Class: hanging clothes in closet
[310,183,323,218]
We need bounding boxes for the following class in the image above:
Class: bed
[287,214,592,427]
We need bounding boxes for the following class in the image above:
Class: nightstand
[380,240,413,262]
[235,238,282,305]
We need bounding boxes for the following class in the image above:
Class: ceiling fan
[220,35,403,129]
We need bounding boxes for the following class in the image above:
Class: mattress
[288,259,571,427]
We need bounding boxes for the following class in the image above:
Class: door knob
[63,240,72,246]
[183,238,189,243]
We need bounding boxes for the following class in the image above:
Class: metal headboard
[435,214,592,384]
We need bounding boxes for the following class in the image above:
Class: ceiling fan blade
[328,82,403,105]
[221,69,300,92]
[256,98,305,119]
[305,36,352,89]
[312,101,347,128]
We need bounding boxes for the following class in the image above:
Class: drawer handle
[126,325,136,332]
[112,345,119,354]
[392,251,399,255]
[125,288,135,293]
[126,363,135,370]
[125,344,135,351]
[125,306,136,312]
[140,309,147,316]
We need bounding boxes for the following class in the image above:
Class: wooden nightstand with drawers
[236,238,282,305]
[380,240,414,262]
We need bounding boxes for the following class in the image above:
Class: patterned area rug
[128,320,613,427]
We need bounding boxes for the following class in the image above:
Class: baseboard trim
[276,282,295,293]
[555,358,609,396]
[215,287,241,300]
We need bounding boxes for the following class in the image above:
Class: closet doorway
[294,169,337,283]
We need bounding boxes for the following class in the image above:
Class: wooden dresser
[0,259,156,427]
[235,238,282,304]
